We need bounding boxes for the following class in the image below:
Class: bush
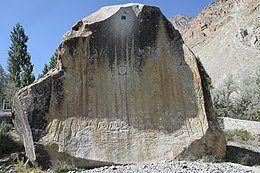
[225,129,254,142]
[0,122,12,134]
[201,154,222,163]
[16,157,25,173]
[212,68,260,121]
[0,122,23,156]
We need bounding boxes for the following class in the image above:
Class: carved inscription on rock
[118,65,127,75]
[82,118,131,133]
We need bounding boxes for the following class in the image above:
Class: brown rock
[176,0,260,86]
[12,3,225,168]
[169,14,192,31]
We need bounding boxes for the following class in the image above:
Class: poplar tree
[38,49,58,79]
[7,23,35,88]
[49,49,58,70]
[0,64,7,101]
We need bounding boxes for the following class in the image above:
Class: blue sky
[0,0,215,77]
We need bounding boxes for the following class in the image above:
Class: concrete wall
[218,117,260,136]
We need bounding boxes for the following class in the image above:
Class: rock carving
[12,3,226,168]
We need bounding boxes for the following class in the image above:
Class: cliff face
[12,3,225,168]
[175,0,260,86]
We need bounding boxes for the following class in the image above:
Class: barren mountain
[173,0,260,87]
[170,14,192,30]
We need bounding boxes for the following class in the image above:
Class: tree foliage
[49,49,58,70]
[0,64,7,101]
[7,23,35,88]
[0,64,17,101]
[38,49,58,79]
[213,68,260,121]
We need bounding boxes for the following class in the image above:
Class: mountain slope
[175,0,260,86]
[170,14,192,31]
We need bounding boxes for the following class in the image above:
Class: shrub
[16,157,25,173]
[212,68,260,122]
[0,122,12,134]
[201,154,222,163]
[225,129,254,142]
[0,122,23,156]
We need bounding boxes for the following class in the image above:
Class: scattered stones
[67,161,260,173]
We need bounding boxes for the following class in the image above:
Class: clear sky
[0,0,215,77]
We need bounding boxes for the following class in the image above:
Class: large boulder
[12,3,225,168]
[175,0,260,87]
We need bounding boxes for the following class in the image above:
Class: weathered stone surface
[12,3,225,168]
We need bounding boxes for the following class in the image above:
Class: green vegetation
[38,49,58,79]
[16,157,25,173]
[0,64,7,101]
[51,161,78,173]
[0,122,23,156]
[7,23,35,88]
[201,154,222,163]
[224,129,260,148]
[225,129,254,142]
[212,67,260,121]
[0,23,36,101]
[0,63,17,101]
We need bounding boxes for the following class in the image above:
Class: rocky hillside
[169,14,192,30]
[172,0,260,87]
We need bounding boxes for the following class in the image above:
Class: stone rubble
[67,160,260,173]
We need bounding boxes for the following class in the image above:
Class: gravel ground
[68,160,260,173]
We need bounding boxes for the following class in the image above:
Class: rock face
[169,14,192,31]
[175,0,260,86]
[12,3,225,168]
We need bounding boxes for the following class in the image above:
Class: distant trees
[38,49,58,78]
[7,23,35,88]
[49,49,58,70]
[0,63,16,101]
[213,68,260,121]
[0,64,7,101]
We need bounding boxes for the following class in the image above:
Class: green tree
[38,49,58,79]
[213,69,260,121]
[0,64,17,101]
[49,49,58,70]
[38,64,49,79]
[0,64,7,101]
[235,69,260,121]
[213,75,237,118]
[21,54,35,87]
[7,23,35,88]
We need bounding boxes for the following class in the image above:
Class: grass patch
[201,154,222,163]
[51,161,78,173]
